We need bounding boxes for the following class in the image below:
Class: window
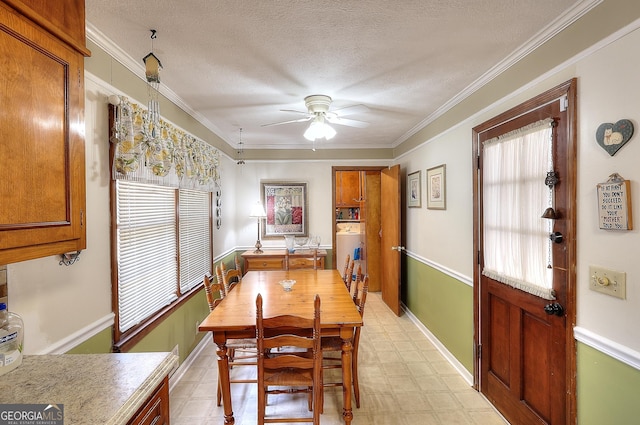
[481,120,554,299]
[114,181,212,344]
[179,189,212,293]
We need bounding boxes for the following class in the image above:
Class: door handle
[544,302,564,317]
[391,246,405,252]
[549,232,563,244]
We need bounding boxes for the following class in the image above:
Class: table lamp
[249,201,267,253]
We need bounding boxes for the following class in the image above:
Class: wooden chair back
[256,293,322,424]
[344,259,355,292]
[203,274,223,311]
[342,254,351,283]
[222,268,242,295]
[234,255,243,275]
[353,274,369,317]
[285,249,319,270]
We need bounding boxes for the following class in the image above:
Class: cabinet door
[128,377,170,425]
[0,5,86,264]
[2,0,88,54]
[337,171,361,206]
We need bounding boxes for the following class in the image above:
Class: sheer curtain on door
[481,118,555,300]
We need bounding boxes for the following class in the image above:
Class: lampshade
[249,201,267,218]
[303,117,336,141]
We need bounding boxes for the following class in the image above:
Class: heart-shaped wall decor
[595,119,634,156]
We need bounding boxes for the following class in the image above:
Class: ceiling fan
[262,95,370,141]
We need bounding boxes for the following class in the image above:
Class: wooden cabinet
[335,171,363,207]
[242,249,327,272]
[128,377,170,425]
[0,0,89,264]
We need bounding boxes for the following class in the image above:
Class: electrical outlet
[589,266,626,299]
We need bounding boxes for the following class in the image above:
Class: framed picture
[261,181,308,238]
[407,170,421,208]
[426,164,446,210]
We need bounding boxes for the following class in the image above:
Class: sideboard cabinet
[242,249,327,273]
[0,0,89,264]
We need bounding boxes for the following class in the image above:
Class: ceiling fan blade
[279,109,311,116]
[261,116,312,127]
[326,116,370,128]
[330,104,370,116]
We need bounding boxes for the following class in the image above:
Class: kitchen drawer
[247,257,284,271]
[288,257,325,270]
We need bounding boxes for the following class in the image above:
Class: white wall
[232,160,388,252]
[397,127,474,279]
[575,26,640,351]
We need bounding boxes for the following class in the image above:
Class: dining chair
[344,259,355,292]
[256,293,322,425]
[321,274,369,409]
[203,273,257,406]
[220,261,243,295]
[284,248,319,270]
[341,253,351,283]
[234,254,243,275]
[350,264,363,298]
[214,264,227,298]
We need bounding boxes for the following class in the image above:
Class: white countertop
[0,352,178,425]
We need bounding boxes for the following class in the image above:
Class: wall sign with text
[597,173,633,230]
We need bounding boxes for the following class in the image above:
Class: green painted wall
[129,289,210,364]
[66,326,113,354]
[577,343,640,425]
[403,256,474,372]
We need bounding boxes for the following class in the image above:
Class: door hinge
[477,155,480,169]
[477,344,482,359]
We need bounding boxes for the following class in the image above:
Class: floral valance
[110,95,220,192]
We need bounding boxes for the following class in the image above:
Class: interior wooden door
[473,80,577,425]
[364,171,381,292]
[381,165,401,315]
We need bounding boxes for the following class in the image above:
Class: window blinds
[116,181,178,332]
[179,189,212,294]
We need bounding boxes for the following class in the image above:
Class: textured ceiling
[86,0,583,151]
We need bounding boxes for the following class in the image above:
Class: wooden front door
[473,80,577,425]
[381,165,401,315]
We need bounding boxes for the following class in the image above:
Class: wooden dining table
[198,269,363,424]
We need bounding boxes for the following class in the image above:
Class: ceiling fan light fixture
[303,119,336,141]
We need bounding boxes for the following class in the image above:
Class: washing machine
[336,229,364,280]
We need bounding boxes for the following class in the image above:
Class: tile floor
[169,292,509,424]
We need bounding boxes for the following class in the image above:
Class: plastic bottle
[0,302,24,376]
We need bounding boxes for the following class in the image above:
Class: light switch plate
[589,266,626,299]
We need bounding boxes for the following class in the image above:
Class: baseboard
[169,334,210,392]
